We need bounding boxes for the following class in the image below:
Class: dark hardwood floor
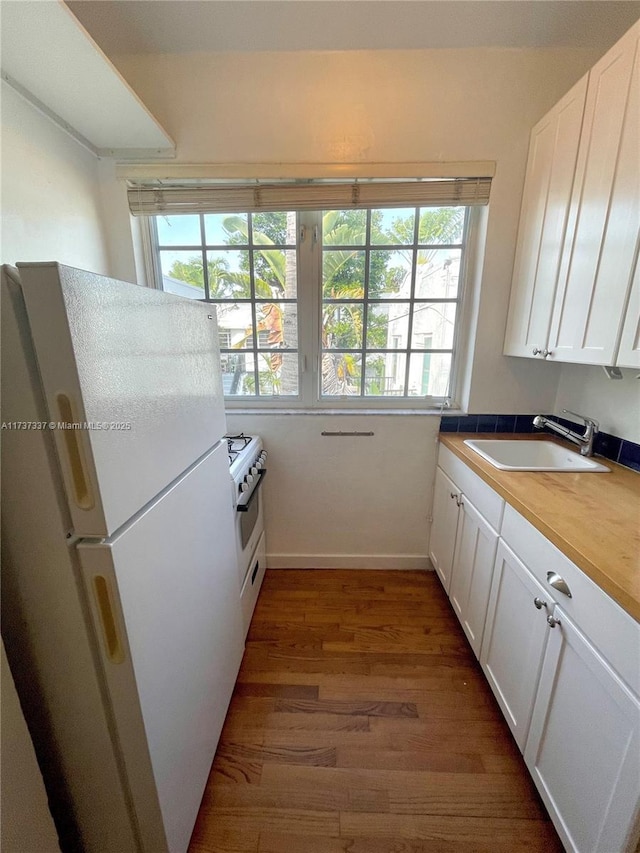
[189,569,562,853]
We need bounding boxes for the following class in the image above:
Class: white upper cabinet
[550,22,640,365]
[504,77,587,359]
[504,19,640,366]
[617,257,640,368]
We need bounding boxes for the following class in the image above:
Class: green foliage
[166,206,463,396]
[167,258,205,290]
[364,355,386,395]
[224,213,287,294]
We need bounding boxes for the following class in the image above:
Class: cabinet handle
[547,572,572,597]
[450,492,457,500]
[533,597,548,610]
[532,347,542,355]
[547,614,561,629]
[542,349,552,358]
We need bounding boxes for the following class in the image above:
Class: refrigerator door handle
[93,576,125,664]
[56,393,95,510]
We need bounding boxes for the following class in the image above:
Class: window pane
[323,209,366,245]
[369,250,412,298]
[323,250,365,297]
[159,250,205,299]
[366,302,410,350]
[365,352,406,396]
[323,303,363,349]
[152,200,467,405]
[252,211,296,245]
[418,207,464,245]
[253,249,297,298]
[415,249,462,299]
[156,215,201,246]
[206,250,251,299]
[407,352,452,397]
[411,302,457,349]
[255,301,298,349]
[321,353,362,396]
[221,352,254,396]
[257,353,299,396]
[204,213,247,246]
[370,208,415,245]
[214,302,254,349]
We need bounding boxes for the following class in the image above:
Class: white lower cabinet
[449,497,498,658]
[429,444,640,851]
[524,608,640,853]
[480,540,551,751]
[430,446,504,657]
[429,466,460,593]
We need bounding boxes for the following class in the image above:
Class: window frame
[145,205,476,411]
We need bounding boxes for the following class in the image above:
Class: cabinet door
[615,40,640,369]
[429,467,460,593]
[480,541,551,751]
[617,256,640,368]
[549,22,640,365]
[448,496,498,658]
[525,608,640,853]
[503,76,587,359]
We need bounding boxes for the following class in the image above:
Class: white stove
[224,433,267,636]
[226,433,267,498]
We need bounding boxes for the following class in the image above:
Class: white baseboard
[267,554,434,571]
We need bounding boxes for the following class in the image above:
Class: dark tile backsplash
[439,413,640,473]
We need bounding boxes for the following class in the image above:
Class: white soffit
[0,0,174,157]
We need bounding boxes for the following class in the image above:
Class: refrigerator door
[2,267,139,852]
[17,262,227,536]
[78,443,244,853]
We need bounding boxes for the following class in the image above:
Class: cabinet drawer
[438,444,504,531]
[501,504,640,694]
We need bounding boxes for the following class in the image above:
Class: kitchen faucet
[532,409,599,457]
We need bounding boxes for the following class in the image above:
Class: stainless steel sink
[464,439,610,472]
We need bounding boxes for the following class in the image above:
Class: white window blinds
[127,177,491,216]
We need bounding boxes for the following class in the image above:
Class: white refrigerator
[1,263,244,853]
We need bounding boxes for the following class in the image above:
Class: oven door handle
[236,468,267,512]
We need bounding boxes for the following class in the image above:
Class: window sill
[224,406,460,416]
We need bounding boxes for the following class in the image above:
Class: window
[139,178,489,409]
[319,207,465,400]
[155,211,298,398]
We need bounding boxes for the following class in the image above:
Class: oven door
[236,470,266,583]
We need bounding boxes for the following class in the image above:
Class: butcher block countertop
[439,433,640,622]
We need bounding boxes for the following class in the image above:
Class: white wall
[0,82,110,273]
[1,81,113,848]
[96,158,146,285]
[226,413,440,568]
[554,365,640,443]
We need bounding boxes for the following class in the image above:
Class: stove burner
[226,432,252,449]
[225,433,255,467]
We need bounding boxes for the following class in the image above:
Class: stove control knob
[246,473,255,485]
[260,451,268,463]
[250,466,258,475]
[240,482,250,493]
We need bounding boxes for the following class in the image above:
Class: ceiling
[65,0,640,56]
